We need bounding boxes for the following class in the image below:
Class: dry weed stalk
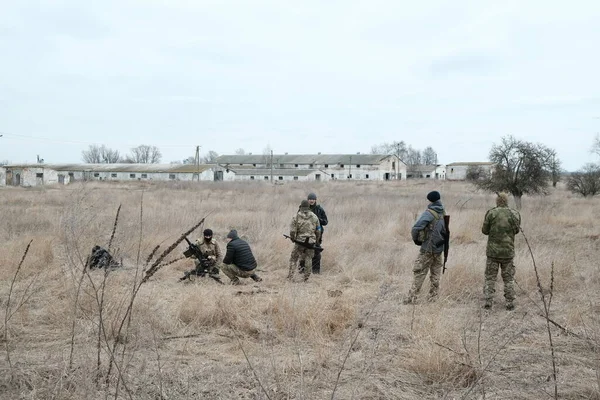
[521,227,558,400]
[331,282,389,400]
[4,239,33,379]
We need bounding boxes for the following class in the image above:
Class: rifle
[283,234,324,253]
[180,237,223,284]
[443,215,450,274]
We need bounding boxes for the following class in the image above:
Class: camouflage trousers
[484,257,515,302]
[289,244,314,280]
[407,251,443,300]
[221,264,255,283]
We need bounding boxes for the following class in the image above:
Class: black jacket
[223,238,257,271]
[310,204,328,231]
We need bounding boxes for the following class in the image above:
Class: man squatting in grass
[404,190,447,304]
[288,199,321,282]
[221,229,262,285]
[482,192,521,311]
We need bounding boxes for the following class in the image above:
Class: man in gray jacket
[404,191,447,304]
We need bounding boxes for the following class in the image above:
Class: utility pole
[270,150,273,183]
[348,156,352,179]
[194,145,201,182]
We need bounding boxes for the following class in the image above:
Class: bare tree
[126,145,162,163]
[202,151,219,164]
[566,163,600,197]
[592,134,600,158]
[466,165,487,181]
[371,141,407,161]
[181,156,196,164]
[82,145,120,163]
[422,147,438,165]
[82,145,103,163]
[235,148,246,155]
[262,145,273,167]
[547,150,562,188]
[475,135,556,209]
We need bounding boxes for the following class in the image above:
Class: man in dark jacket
[221,229,262,285]
[299,192,328,274]
[404,191,446,304]
[482,192,521,310]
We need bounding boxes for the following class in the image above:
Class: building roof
[445,162,495,166]
[229,168,323,177]
[408,164,443,173]
[216,154,397,165]
[3,163,213,173]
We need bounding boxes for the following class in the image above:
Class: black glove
[414,239,423,246]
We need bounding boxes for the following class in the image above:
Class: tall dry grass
[0,179,599,399]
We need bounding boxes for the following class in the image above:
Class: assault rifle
[283,234,324,253]
[442,215,450,274]
[180,237,223,284]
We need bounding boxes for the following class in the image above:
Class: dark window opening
[293,176,298,180]
[93,173,99,177]
[340,164,344,168]
[36,173,43,178]
[250,176,255,180]
[130,174,136,178]
[309,164,313,168]
[279,163,284,168]
[253,163,256,167]
[141,173,148,178]
[356,165,361,168]
[111,173,117,178]
[366,174,369,179]
[169,174,176,180]
[295,164,298,167]
[278,176,283,180]
[264,176,269,180]
[324,164,328,167]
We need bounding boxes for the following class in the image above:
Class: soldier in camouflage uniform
[482,192,521,310]
[194,228,221,276]
[288,199,321,282]
[404,191,447,304]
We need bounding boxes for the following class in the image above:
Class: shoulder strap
[427,209,441,220]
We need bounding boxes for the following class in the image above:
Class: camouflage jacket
[482,206,521,259]
[195,239,222,263]
[290,210,320,243]
[411,201,446,254]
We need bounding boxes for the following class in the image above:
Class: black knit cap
[227,229,238,239]
[307,193,317,200]
[427,191,441,202]
[203,229,213,237]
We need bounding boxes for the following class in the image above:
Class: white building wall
[0,167,5,186]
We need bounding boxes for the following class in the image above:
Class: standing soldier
[299,192,328,274]
[195,228,221,276]
[404,191,447,304]
[288,199,321,282]
[482,192,521,310]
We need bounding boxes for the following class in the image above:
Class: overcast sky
[1,0,599,170]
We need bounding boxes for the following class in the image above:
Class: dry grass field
[1,179,599,400]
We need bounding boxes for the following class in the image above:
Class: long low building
[217,153,406,181]
[0,163,234,187]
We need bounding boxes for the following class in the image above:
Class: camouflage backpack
[418,209,443,243]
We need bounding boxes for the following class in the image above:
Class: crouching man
[221,230,262,285]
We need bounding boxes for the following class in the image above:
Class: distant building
[445,162,495,181]
[216,154,406,181]
[0,163,233,187]
[406,164,446,179]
